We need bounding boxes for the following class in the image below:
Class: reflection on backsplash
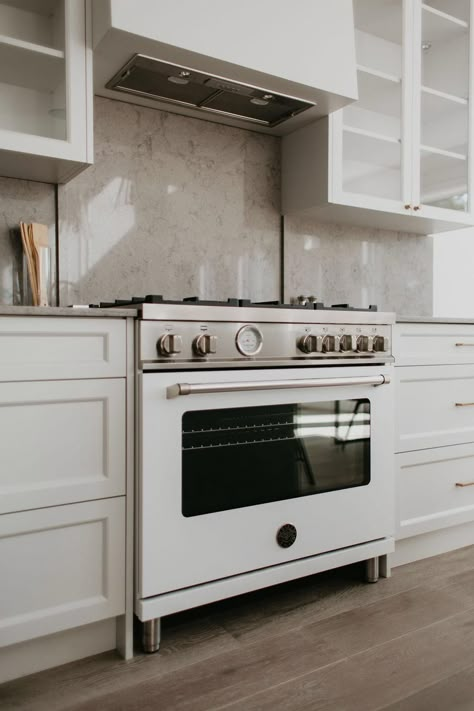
[284,217,434,316]
[0,96,435,314]
[58,96,281,305]
[0,178,55,305]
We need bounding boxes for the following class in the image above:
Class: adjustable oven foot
[142,618,161,653]
[365,557,379,583]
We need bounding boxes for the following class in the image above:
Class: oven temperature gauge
[236,325,263,356]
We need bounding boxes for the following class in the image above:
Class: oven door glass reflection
[182,399,370,517]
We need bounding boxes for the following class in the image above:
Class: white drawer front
[397,444,474,539]
[0,379,126,514]
[0,317,126,381]
[394,323,474,366]
[0,498,125,648]
[396,364,474,452]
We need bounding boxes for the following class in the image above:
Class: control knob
[339,334,355,352]
[373,335,389,352]
[157,333,182,356]
[356,335,374,353]
[298,334,323,354]
[193,333,217,357]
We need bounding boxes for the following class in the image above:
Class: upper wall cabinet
[282,0,474,235]
[0,0,93,184]
[92,0,358,135]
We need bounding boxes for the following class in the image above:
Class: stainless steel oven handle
[167,374,391,398]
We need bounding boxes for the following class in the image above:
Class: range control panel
[140,320,392,369]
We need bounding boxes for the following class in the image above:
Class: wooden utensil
[31,223,49,306]
[19,221,39,305]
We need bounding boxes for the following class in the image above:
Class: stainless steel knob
[356,335,374,352]
[339,334,355,352]
[373,335,389,352]
[298,334,323,354]
[193,334,217,356]
[322,335,335,353]
[157,333,182,356]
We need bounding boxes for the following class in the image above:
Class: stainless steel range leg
[143,618,161,653]
[365,557,380,583]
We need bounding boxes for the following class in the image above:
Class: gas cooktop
[90,294,378,312]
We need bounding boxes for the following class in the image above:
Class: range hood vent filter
[107,54,314,128]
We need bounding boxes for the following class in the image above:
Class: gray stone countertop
[397,316,474,324]
[0,305,137,318]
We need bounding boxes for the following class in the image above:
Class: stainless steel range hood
[107,55,314,128]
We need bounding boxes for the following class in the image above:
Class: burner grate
[88,295,378,312]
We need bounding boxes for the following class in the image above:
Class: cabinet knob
[404,204,411,210]
[413,205,421,211]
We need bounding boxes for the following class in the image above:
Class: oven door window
[182,399,370,517]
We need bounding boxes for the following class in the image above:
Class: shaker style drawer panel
[0,317,126,381]
[397,444,474,540]
[0,498,125,648]
[394,323,474,366]
[0,379,126,514]
[396,365,474,452]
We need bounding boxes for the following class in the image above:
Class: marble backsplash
[284,217,433,316]
[0,95,434,314]
[58,97,281,305]
[0,178,55,305]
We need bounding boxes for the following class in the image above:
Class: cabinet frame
[282,0,474,233]
[0,0,93,182]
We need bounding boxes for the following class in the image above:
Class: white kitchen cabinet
[0,378,125,514]
[393,320,474,566]
[282,0,474,235]
[397,443,474,539]
[393,321,474,365]
[0,316,126,381]
[0,498,125,648]
[396,364,474,451]
[0,0,93,183]
[0,315,134,683]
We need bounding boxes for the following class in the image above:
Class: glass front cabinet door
[335,0,473,228]
[282,0,474,234]
[0,0,93,183]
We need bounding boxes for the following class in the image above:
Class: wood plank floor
[2,547,474,711]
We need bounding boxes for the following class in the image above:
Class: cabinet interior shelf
[421,144,467,161]
[356,66,402,119]
[0,33,64,91]
[343,126,400,168]
[357,65,400,85]
[422,4,469,43]
[421,85,468,107]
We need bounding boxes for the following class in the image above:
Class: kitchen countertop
[397,316,474,324]
[0,305,137,318]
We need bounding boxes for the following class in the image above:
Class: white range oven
[127,297,395,653]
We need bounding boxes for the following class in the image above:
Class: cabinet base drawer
[397,444,474,540]
[0,378,126,514]
[396,365,474,451]
[0,498,125,648]
[0,317,126,381]
[394,323,474,366]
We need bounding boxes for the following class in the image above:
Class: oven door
[139,365,394,598]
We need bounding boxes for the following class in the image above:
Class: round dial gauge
[236,325,263,356]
